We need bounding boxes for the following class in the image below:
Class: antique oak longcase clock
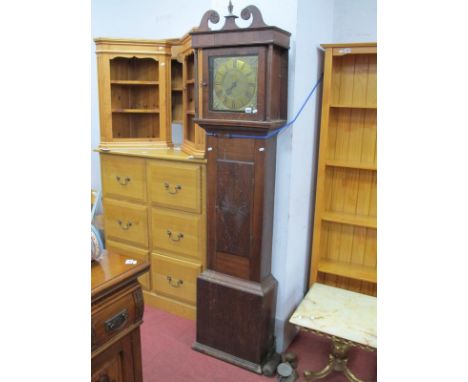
[191,3,290,373]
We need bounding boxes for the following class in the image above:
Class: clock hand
[226,80,237,95]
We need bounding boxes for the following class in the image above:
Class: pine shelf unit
[95,38,175,148]
[309,42,377,296]
[171,33,205,158]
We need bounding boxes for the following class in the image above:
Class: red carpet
[141,305,377,382]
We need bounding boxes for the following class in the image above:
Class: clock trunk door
[207,136,270,282]
[202,46,266,121]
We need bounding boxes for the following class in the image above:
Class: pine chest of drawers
[100,149,206,319]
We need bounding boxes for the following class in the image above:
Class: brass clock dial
[210,55,258,112]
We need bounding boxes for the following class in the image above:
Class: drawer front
[106,240,151,291]
[148,160,201,213]
[102,155,146,202]
[92,283,143,350]
[104,199,148,248]
[152,207,201,259]
[151,253,201,304]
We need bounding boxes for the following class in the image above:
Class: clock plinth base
[194,270,277,374]
[192,342,264,374]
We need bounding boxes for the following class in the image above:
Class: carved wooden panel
[215,160,254,258]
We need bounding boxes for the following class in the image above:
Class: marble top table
[290,283,377,348]
[290,284,377,381]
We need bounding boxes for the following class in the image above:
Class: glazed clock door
[202,46,266,121]
[211,55,259,112]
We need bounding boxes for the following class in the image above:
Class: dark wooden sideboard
[92,252,150,382]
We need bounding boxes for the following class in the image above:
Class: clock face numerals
[210,55,258,112]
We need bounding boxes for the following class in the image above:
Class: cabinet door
[91,353,123,382]
[92,331,142,382]
[206,137,262,281]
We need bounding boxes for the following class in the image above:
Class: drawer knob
[116,175,131,185]
[167,230,184,242]
[117,220,133,230]
[104,308,128,333]
[166,275,184,288]
[164,182,182,195]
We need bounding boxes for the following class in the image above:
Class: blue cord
[206,73,323,140]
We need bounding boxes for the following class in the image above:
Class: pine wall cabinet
[95,38,175,148]
[309,43,377,296]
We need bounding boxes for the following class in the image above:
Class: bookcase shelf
[112,109,160,114]
[330,104,376,109]
[322,212,376,229]
[309,43,377,296]
[110,80,159,86]
[112,109,159,114]
[317,260,377,284]
[325,159,377,171]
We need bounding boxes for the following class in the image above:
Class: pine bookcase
[309,43,377,296]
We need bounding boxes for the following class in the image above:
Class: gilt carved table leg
[303,338,367,382]
[303,354,334,380]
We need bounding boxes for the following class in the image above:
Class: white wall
[273,0,377,351]
[333,0,377,42]
[272,0,334,351]
[91,0,376,352]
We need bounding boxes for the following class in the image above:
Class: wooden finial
[228,1,234,15]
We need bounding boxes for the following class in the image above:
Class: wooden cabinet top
[96,148,207,164]
[92,251,150,302]
[320,42,376,48]
[94,37,179,47]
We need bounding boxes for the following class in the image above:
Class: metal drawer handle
[104,308,128,333]
[167,275,184,288]
[116,175,131,185]
[167,230,184,241]
[117,220,133,230]
[164,182,182,194]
